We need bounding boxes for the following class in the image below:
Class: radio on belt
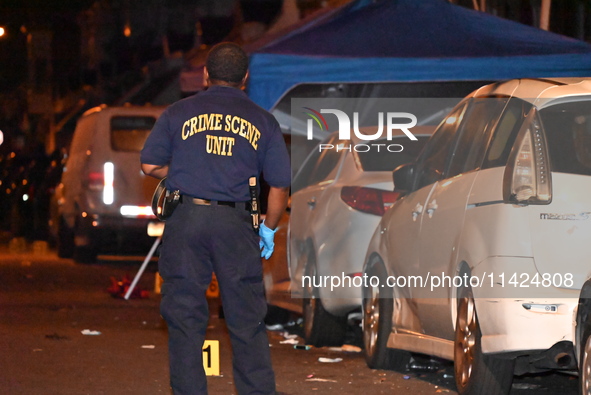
[249,177,260,231]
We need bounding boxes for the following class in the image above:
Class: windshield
[540,100,591,176]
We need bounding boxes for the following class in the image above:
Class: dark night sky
[0,1,282,91]
[0,1,95,91]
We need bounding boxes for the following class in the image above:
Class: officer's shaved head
[206,42,248,85]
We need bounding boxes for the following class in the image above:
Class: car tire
[362,259,409,370]
[57,216,74,258]
[454,287,514,395]
[302,253,347,347]
[579,308,591,395]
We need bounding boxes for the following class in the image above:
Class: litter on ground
[306,378,338,383]
[318,357,343,363]
[327,345,362,353]
[81,329,101,335]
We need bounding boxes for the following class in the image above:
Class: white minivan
[54,105,165,262]
[361,78,591,395]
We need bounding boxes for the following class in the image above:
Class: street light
[0,26,6,38]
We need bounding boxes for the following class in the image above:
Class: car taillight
[88,172,103,191]
[504,110,552,205]
[340,186,399,216]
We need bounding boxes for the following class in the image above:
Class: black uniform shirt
[141,85,291,202]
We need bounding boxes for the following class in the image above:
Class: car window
[355,136,431,172]
[292,145,322,193]
[447,97,508,178]
[308,143,344,185]
[110,116,157,152]
[540,99,591,176]
[414,103,468,190]
[482,98,532,169]
[291,134,344,192]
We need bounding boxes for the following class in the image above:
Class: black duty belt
[181,196,250,211]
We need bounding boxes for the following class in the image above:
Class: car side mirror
[392,163,415,195]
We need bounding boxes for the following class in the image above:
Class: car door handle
[426,200,438,218]
[307,198,316,209]
[412,203,423,221]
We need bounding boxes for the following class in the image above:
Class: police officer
[140,42,290,395]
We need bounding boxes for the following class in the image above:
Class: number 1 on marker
[202,340,220,376]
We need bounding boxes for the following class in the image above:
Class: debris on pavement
[141,345,155,349]
[512,383,542,390]
[294,345,312,350]
[81,329,101,335]
[318,357,343,363]
[266,324,284,331]
[45,333,70,340]
[280,338,299,345]
[408,358,442,373]
[306,378,338,383]
[327,345,362,353]
[107,275,149,299]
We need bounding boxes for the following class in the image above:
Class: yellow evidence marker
[202,340,220,376]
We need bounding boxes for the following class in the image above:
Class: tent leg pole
[124,236,161,300]
[540,0,551,31]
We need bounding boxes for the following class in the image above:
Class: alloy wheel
[363,283,381,356]
[582,333,591,394]
[455,296,477,387]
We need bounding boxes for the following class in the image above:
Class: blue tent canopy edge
[248,0,591,110]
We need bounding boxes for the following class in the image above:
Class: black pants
[159,201,276,395]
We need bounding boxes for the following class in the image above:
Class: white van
[54,105,165,262]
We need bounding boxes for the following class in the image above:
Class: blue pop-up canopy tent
[248,0,591,110]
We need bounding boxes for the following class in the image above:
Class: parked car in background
[0,151,37,236]
[265,127,433,346]
[0,146,64,242]
[53,105,164,263]
[361,78,591,395]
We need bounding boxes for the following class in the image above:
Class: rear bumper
[469,255,581,376]
[510,341,577,375]
[75,213,158,252]
[477,296,577,354]
[93,215,156,230]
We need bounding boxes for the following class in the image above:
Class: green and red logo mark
[303,107,329,131]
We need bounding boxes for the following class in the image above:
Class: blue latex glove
[259,221,277,259]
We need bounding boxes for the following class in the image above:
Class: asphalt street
[0,243,580,395]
